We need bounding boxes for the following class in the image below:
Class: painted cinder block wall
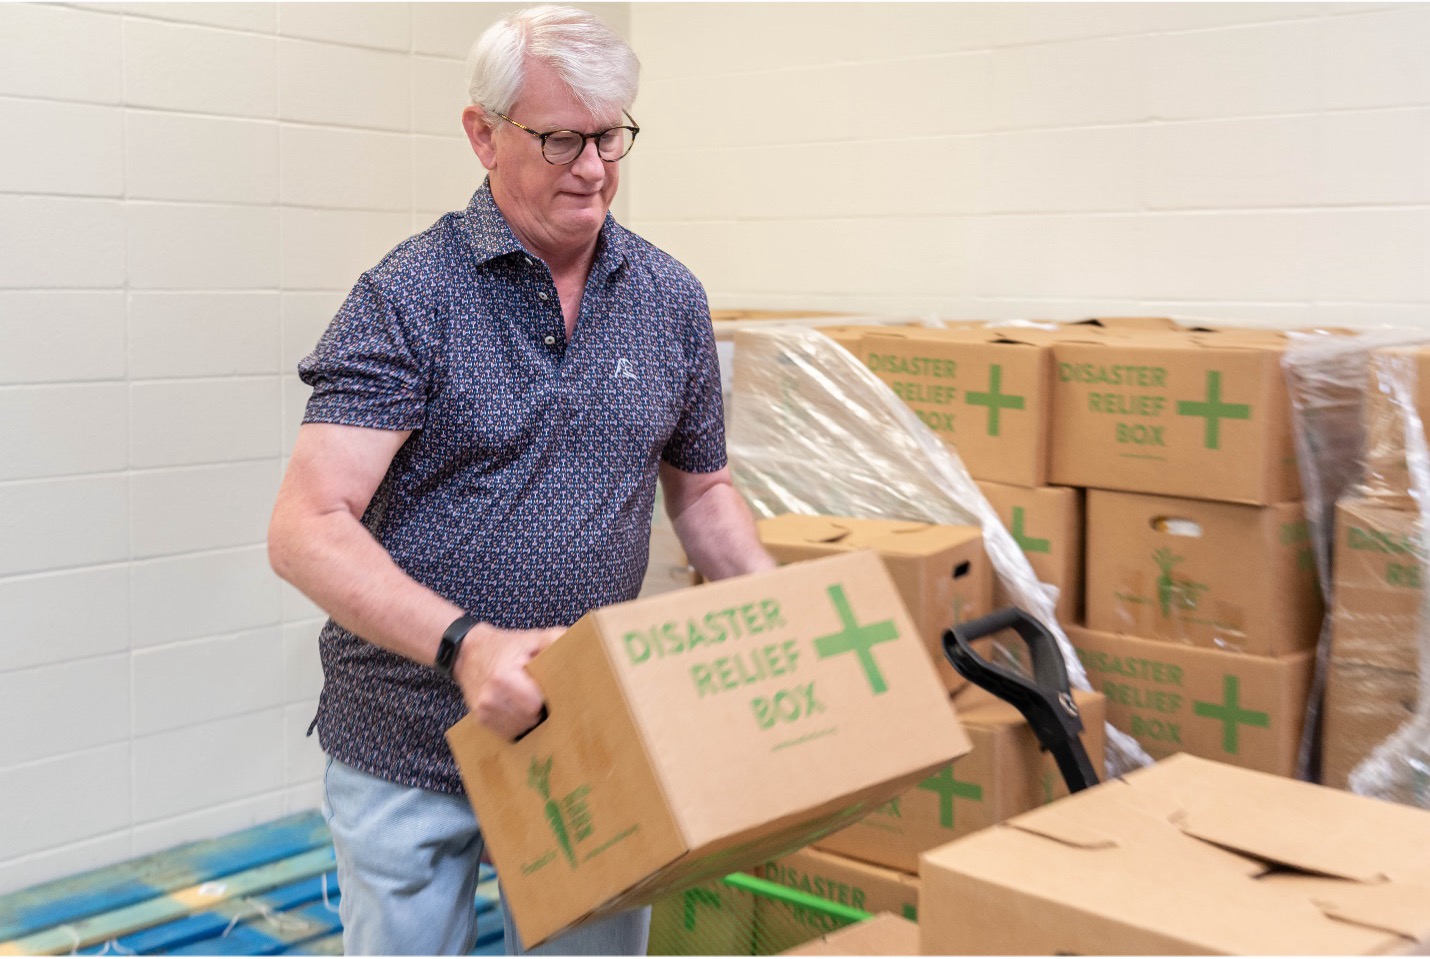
[3,0,1430,895]
[0,0,628,895]
[626,1,1430,331]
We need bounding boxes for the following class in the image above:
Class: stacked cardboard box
[1322,344,1428,787]
[1053,328,1321,777]
[756,514,993,693]
[813,684,1106,871]
[755,848,919,955]
[826,324,1088,629]
[920,753,1430,955]
[778,913,918,956]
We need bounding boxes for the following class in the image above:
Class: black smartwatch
[435,614,478,676]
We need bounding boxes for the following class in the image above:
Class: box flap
[1006,809,1120,850]
[1124,756,1430,883]
[1314,883,1430,942]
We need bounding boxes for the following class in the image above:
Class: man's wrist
[435,613,479,675]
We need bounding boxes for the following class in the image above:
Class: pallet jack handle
[943,607,1101,792]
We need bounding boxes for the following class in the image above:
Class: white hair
[466,5,639,127]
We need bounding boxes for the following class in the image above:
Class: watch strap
[436,614,478,675]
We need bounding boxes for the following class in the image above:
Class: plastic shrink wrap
[725,325,1151,777]
[1284,331,1429,804]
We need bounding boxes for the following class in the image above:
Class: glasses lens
[543,132,583,164]
[596,128,632,161]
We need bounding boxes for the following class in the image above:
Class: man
[267,6,775,955]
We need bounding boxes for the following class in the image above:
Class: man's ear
[463,105,497,170]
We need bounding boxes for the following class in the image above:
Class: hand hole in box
[1151,516,1203,537]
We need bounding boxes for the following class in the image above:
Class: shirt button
[524,256,534,266]
[544,335,557,346]
[538,291,549,301]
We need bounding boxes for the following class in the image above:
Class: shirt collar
[458,178,628,281]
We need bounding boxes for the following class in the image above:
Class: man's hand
[454,623,564,740]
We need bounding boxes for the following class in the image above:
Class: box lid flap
[1314,883,1430,942]
[1128,755,1430,883]
[1006,809,1120,850]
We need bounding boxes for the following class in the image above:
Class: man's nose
[570,137,605,178]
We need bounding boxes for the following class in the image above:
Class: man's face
[472,58,623,257]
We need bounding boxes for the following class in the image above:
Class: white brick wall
[0,0,639,895]
[628,2,1430,327]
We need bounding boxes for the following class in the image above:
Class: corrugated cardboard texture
[1084,491,1321,656]
[854,327,1054,486]
[1331,496,1424,673]
[976,480,1084,625]
[813,686,1106,874]
[757,848,919,955]
[920,754,1430,955]
[778,912,920,956]
[1050,332,1299,504]
[448,552,970,947]
[756,514,992,694]
[1322,659,1420,791]
[1069,625,1313,776]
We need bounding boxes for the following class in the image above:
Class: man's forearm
[671,482,777,581]
[270,509,463,667]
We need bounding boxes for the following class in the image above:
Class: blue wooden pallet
[0,812,504,956]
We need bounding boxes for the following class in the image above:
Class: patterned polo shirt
[298,180,726,794]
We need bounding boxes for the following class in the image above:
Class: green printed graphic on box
[1176,371,1251,450]
[762,861,871,937]
[1280,520,1317,572]
[965,363,1026,437]
[865,352,961,433]
[521,756,634,876]
[1077,648,1188,748]
[620,585,902,739]
[1192,675,1270,756]
[1058,363,1254,456]
[1009,506,1051,555]
[1346,524,1425,588]
[916,766,984,830]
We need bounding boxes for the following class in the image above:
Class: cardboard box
[1084,490,1322,656]
[648,877,756,956]
[446,551,971,947]
[814,686,1106,874]
[1322,659,1420,790]
[855,326,1055,486]
[756,514,993,694]
[756,848,918,955]
[1331,496,1423,673]
[1050,331,1300,504]
[1069,625,1313,777]
[976,480,1084,624]
[779,913,919,956]
[920,753,1430,955]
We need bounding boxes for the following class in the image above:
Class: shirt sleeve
[297,273,434,431]
[661,287,728,474]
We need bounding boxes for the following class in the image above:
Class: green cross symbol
[1010,507,1051,554]
[917,766,983,829]
[1193,675,1270,755]
[813,584,899,695]
[965,364,1025,437]
[1176,370,1251,450]
[682,887,721,931]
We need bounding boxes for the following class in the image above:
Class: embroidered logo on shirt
[613,357,639,381]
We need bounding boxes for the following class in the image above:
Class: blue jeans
[322,755,651,956]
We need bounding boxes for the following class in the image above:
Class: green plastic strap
[719,873,873,924]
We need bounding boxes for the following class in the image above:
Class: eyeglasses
[496,111,640,165]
